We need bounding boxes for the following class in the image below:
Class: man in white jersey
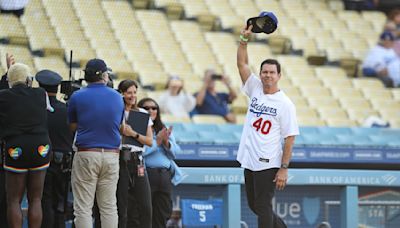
[236,24,299,227]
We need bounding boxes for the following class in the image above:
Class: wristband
[281,163,289,169]
[239,34,249,42]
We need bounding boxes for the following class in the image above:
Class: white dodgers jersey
[236,74,299,171]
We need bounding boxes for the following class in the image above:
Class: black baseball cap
[247,11,278,34]
[84,58,108,76]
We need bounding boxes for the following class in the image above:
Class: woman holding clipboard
[118,79,153,228]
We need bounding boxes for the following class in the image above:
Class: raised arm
[237,25,253,84]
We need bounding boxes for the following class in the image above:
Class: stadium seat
[299,126,319,134]
[307,97,340,109]
[198,131,238,144]
[182,123,219,132]
[297,116,326,127]
[325,119,358,127]
[192,115,226,124]
[392,89,400,101]
[179,0,210,18]
[162,114,192,124]
[317,127,352,135]
[173,131,211,144]
[335,134,376,146]
[352,78,385,90]
[330,87,364,99]
[346,108,378,125]
[0,15,28,45]
[216,124,243,133]
[231,95,248,115]
[302,133,338,145]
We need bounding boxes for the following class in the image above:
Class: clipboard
[123,110,150,147]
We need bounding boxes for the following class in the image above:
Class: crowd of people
[0,18,300,227]
[0,56,185,228]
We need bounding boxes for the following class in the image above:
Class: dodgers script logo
[302,197,320,225]
[249,97,277,117]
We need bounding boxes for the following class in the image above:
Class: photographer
[37,70,74,228]
[193,69,237,123]
[68,58,124,228]
[0,63,51,227]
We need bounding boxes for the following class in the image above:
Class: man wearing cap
[37,70,74,228]
[67,59,124,228]
[237,17,299,228]
[362,31,398,87]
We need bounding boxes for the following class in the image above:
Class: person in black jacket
[37,70,74,228]
[0,53,15,228]
[0,63,51,228]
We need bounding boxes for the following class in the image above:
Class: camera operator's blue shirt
[68,83,124,149]
[194,90,230,116]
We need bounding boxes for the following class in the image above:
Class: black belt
[147,167,170,172]
[78,148,119,153]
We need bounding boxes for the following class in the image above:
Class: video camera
[60,79,84,100]
[60,51,115,100]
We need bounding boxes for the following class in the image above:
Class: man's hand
[6,53,15,69]
[240,24,253,42]
[273,168,288,190]
[221,75,231,86]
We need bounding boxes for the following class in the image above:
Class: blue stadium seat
[369,135,399,146]
[299,126,319,135]
[294,135,306,145]
[350,127,382,136]
[198,131,238,144]
[302,134,338,145]
[378,128,400,136]
[173,131,212,144]
[182,123,219,132]
[317,127,352,135]
[335,134,371,146]
[216,124,243,133]
[165,122,185,132]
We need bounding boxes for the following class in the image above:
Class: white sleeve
[280,101,299,138]
[45,92,54,113]
[183,93,196,112]
[241,73,261,97]
[158,92,168,113]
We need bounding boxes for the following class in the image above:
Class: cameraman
[37,70,74,228]
[193,69,237,123]
[68,59,124,228]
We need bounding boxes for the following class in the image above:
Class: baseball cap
[84,58,107,76]
[7,63,31,86]
[247,11,278,34]
[380,31,395,41]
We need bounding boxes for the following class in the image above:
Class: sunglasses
[143,106,158,111]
